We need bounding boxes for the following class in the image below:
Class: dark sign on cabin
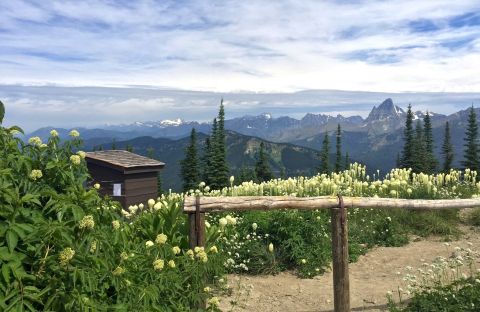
[85,150,165,208]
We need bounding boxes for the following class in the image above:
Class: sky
[1,0,480,130]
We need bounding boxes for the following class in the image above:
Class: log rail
[183,195,480,312]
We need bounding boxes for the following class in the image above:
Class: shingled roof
[85,150,165,174]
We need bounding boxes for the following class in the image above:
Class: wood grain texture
[183,196,480,212]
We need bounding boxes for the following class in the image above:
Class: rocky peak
[366,98,405,122]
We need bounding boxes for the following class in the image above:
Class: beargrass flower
[207,297,220,307]
[138,203,144,210]
[153,202,162,210]
[120,252,129,260]
[112,266,125,276]
[90,241,97,253]
[77,151,86,159]
[153,259,164,271]
[28,136,42,146]
[155,233,168,245]
[186,249,194,260]
[199,181,206,188]
[69,129,80,137]
[147,198,155,209]
[50,129,59,137]
[93,183,100,190]
[172,246,181,255]
[252,223,258,231]
[209,246,218,254]
[59,247,75,266]
[168,260,176,268]
[204,286,211,293]
[268,243,274,253]
[79,215,95,230]
[29,169,43,181]
[146,240,154,248]
[70,155,81,165]
[301,259,307,264]
[219,217,228,227]
[112,220,120,230]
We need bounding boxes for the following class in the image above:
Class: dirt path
[219,226,480,312]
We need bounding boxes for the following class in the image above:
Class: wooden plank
[183,196,480,212]
[331,197,350,312]
[183,196,338,212]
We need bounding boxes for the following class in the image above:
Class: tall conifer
[401,104,415,169]
[412,120,426,173]
[212,100,229,188]
[180,128,200,192]
[423,112,437,173]
[462,106,479,171]
[255,142,274,182]
[319,132,330,174]
[441,121,454,172]
[335,124,342,172]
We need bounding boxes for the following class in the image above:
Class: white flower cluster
[29,169,43,181]
[79,215,95,230]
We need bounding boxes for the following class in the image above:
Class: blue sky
[1,1,480,130]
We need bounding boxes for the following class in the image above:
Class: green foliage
[401,104,415,169]
[181,128,201,192]
[0,100,4,124]
[463,106,479,171]
[335,124,342,172]
[412,120,427,173]
[0,106,222,311]
[255,142,274,182]
[389,277,480,312]
[466,207,480,226]
[319,132,330,174]
[442,121,454,172]
[423,112,438,173]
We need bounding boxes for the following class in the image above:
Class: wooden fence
[183,195,480,312]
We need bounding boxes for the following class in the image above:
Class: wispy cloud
[0,0,479,92]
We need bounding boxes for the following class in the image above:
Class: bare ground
[219,225,480,312]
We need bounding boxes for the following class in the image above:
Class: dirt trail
[219,226,480,312]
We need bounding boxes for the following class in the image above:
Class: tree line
[400,105,478,173]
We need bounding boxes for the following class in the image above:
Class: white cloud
[0,0,480,92]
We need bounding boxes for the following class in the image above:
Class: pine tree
[423,112,438,173]
[202,137,214,186]
[126,144,133,152]
[212,99,229,188]
[180,128,200,192]
[157,173,163,196]
[344,152,349,170]
[111,139,117,150]
[255,142,274,182]
[147,147,155,159]
[335,124,342,172]
[441,121,454,172]
[319,132,330,174]
[412,120,426,173]
[396,153,401,168]
[238,165,256,183]
[462,106,479,171]
[401,104,415,169]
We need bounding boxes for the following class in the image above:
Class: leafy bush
[0,103,222,311]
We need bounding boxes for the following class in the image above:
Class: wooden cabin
[85,150,165,208]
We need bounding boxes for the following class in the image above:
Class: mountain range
[26,98,478,191]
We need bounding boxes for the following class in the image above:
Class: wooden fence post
[188,195,206,249]
[331,195,350,312]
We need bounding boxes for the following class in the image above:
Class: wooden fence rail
[183,195,480,312]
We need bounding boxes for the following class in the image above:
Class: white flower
[168,260,176,268]
[29,169,43,181]
[70,155,81,165]
[145,240,154,248]
[153,202,162,210]
[69,129,80,137]
[138,203,144,210]
[268,243,274,253]
[77,151,86,159]
[155,233,168,245]
[50,129,59,137]
[172,246,181,255]
[230,176,235,184]
[112,220,120,230]
[147,199,155,209]
[93,183,100,190]
[79,215,95,230]
[252,223,258,231]
[153,259,164,271]
[219,217,228,227]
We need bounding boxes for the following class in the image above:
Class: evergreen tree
[238,166,256,183]
[202,137,214,186]
[344,152,349,170]
[423,112,438,173]
[441,121,454,172]
[280,167,286,179]
[111,139,117,150]
[255,142,274,182]
[212,99,229,188]
[319,132,330,174]
[180,128,201,192]
[126,144,133,152]
[335,124,342,172]
[98,145,104,151]
[147,147,155,159]
[412,120,426,173]
[401,104,415,169]
[462,106,479,171]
